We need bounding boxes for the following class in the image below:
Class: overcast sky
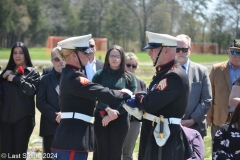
[207,0,218,15]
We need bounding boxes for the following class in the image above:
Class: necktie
[182,66,186,70]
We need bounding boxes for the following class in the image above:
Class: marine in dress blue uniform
[126,31,193,160]
[50,35,131,160]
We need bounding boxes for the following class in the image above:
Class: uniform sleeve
[190,67,212,125]
[207,66,215,118]
[141,73,183,113]
[12,68,40,97]
[94,72,137,111]
[92,70,109,110]
[70,76,130,103]
[36,76,58,124]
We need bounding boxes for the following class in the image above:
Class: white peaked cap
[57,34,93,53]
[144,31,181,49]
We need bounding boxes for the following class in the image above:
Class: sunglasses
[176,48,189,53]
[89,44,95,48]
[230,51,240,56]
[52,57,61,62]
[126,64,137,69]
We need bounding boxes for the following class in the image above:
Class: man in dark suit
[176,34,212,138]
[82,38,104,81]
[36,48,64,160]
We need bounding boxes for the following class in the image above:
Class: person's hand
[181,119,195,127]
[106,107,119,120]
[120,88,133,96]
[7,74,15,82]
[55,112,61,123]
[206,116,213,128]
[102,115,112,126]
[3,70,13,78]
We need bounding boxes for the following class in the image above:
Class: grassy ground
[0,47,221,159]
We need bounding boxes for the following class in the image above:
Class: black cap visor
[143,43,163,49]
[76,47,93,54]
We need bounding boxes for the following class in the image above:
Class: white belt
[61,112,95,124]
[143,112,181,125]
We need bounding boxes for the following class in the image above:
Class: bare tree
[223,0,240,37]
[122,0,162,51]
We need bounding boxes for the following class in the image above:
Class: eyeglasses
[126,64,137,69]
[176,48,189,53]
[89,44,95,48]
[230,51,240,56]
[109,55,121,59]
[52,57,61,62]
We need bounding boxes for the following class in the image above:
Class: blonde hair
[125,52,139,66]
[54,48,75,61]
[176,34,191,47]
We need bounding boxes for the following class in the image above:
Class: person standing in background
[176,34,212,138]
[36,48,64,160]
[0,42,40,159]
[122,52,146,160]
[82,38,104,81]
[92,45,137,160]
[207,39,240,139]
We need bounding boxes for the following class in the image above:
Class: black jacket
[51,64,130,151]
[36,69,61,136]
[0,67,40,123]
[42,66,53,76]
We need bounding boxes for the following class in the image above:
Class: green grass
[0,47,228,63]
[0,48,50,60]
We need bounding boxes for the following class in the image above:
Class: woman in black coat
[0,42,40,159]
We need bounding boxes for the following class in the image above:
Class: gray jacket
[183,61,212,137]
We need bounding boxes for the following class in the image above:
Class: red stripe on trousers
[69,150,75,160]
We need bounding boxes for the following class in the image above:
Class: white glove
[121,88,133,96]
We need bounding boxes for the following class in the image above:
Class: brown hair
[103,45,132,84]
[230,102,240,130]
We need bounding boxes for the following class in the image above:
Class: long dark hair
[103,45,132,84]
[4,42,33,71]
[230,102,240,130]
